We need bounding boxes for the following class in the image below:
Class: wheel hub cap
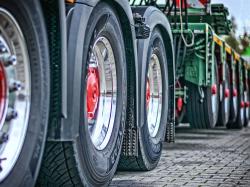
[240,101,245,108]
[211,84,217,95]
[87,67,100,120]
[225,88,230,98]
[146,79,150,108]
[233,89,238,97]
[177,97,183,112]
[0,63,7,125]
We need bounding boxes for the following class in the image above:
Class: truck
[0,0,249,186]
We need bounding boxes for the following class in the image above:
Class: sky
[212,0,250,36]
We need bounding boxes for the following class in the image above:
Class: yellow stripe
[213,35,223,46]
[225,45,232,54]
[234,53,240,62]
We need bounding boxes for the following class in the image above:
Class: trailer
[0,0,249,186]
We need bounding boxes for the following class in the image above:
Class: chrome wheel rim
[244,91,249,120]
[0,8,31,181]
[233,88,238,114]
[240,106,244,121]
[211,66,218,123]
[211,94,218,113]
[211,86,218,119]
[224,83,230,121]
[86,36,117,150]
[147,53,162,138]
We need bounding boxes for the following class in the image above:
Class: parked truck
[0,0,249,186]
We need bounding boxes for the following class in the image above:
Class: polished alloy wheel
[211,84,218,119]
[244,91,249,120]
[233,88,238,114]
[0,8,31,181]
[224,88,230,121]
[86,36,117,150]
[146,53,162,138]
[211,64,219,125]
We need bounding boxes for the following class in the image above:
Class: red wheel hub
[224,88,230,98]
[245,101,250,108]
[177,97,183,112]
[233,89,238,97]
[0,63,7,123]
[87,67,100,120]
[211,84,217,95]
[240,101,245,108]
[146,79,150,108]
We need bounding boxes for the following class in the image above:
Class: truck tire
[37,2,126,186]
[0,1,50,186]
[227,91,245,129]
[227,71,244,129]
[217,63,230,126]
[187,63,219,129]
[119,28,169,171]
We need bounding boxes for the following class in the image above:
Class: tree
[225,16,242,53]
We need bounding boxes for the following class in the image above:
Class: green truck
[0,0,249,186]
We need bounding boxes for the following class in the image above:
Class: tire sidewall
[0,1,49,186]
[206,62,219,128]
[140,28,168,167]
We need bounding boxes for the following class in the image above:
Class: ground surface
[110,125,250,187]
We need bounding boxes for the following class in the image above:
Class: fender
[48,0,138,141]
[133,6,175,140]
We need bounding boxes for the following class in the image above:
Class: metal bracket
[198,86,205,102]
[133,13,150,39]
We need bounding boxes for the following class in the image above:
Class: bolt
[6,108,18,122]
[9,81,23,92]
[0,43,7,53]
[0,54,17,67]
[0,133,8,144]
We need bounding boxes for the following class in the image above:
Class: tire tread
[36,142,82,187]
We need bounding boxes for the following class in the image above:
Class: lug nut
[0,133,8,144]
[0,132,9,145]
[0,54,17,67]
[6,108,18,122]
[0,43,7,53]
[9,81,23,92]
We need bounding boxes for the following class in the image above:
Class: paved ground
[110,125,250,187]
